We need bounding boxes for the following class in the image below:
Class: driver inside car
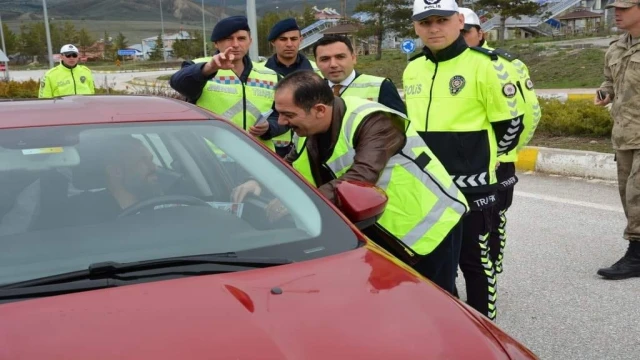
[66,136,164,225]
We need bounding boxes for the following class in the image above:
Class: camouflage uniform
[600,32,640,241]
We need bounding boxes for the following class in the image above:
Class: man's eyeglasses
[63,53,78,58]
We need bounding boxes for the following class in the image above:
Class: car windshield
[0,121,359,286]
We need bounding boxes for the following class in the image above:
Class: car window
[0,121,358,286]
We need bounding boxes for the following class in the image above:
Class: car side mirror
[334,180,388,230]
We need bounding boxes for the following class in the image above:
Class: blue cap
[267,18,300,42]
[211,16,250,42]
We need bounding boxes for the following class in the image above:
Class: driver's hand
[265,198,289,223]
[232,180,262,203]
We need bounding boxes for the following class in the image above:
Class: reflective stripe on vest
[195,62,278,152]
[293,98,468,255]
[341,74,384,102]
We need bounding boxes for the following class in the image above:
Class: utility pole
[159,0,167,61]
[246,0,259,60]
[42,0,54,68]
[201,0,207,57]
[0,13,10,81]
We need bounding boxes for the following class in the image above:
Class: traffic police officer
[404,0,524,321]
[459,7,541,275]
[39,44,95,98]
[169,16,289,154]
[233,70,469,293]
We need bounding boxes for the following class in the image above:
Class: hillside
[2,0,232,22]
[1,0,359,22]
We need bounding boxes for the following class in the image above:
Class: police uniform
[169,16,289,154]
[259,18,320,157]
[39,44,94,98]
[405,0,524,321]
[479,41,540,275]
[459,7,541,274]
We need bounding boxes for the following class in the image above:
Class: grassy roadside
[528,135,613,153]
[340,45,605,89]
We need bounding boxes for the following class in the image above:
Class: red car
[0,95,536,359]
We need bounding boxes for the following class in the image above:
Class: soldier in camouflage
[595,0,640,280]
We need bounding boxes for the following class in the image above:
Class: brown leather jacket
[284,97,406,204]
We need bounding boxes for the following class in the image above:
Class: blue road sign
[117,49,137,56]
[401,39,416,54]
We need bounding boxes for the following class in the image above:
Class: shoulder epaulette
[409,52,426,62]
[469,46,498,61]
[489,48,517,62]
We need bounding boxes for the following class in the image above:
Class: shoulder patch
[502,83,517,98]
[525,78,534,90]
[491,48,517,62]
[469,46,498,61]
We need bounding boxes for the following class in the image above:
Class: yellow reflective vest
[39,64,95,98]
[292,97,469,256]
[403,47,524,193]
[292,74,390,159]
[192,57,282,152]
[340,74,385,101]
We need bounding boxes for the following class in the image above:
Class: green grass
[528,134,613,153]
[340,44,605,89]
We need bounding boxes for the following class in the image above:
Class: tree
[102,31,114,61]
[113,32,129,52]
[1,23,18,54]
[149,34,165,61]
[300,5,317,29]
[19,23,48,59]
[354,0,413,60]
[77,28,94,56]
[474,0,547,42]
[172,30,205,60]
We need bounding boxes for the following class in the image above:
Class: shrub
[536,98,612,137]
[0,79,126,98]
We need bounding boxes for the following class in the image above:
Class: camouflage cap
[605,0,640,9]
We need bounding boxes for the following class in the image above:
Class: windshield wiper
[0,253,293,291]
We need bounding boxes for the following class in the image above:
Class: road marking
[515,191,624,213]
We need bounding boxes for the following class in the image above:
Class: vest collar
[422,34,468,63]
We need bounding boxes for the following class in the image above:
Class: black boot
[597,241,640,280]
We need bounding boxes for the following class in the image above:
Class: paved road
[460,172,640,359]
[8,69,175,91]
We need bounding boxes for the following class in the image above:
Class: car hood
[0,247,514,359]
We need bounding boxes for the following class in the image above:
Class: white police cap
[459,7,481,29]
[412,0,459,21]
[60,44,79,54]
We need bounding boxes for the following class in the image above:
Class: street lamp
[246,0,258,60]
[201,0,207,57]
[159,0,167,62]
[42,0,54,68]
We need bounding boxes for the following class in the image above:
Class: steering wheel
[118,195,211,218]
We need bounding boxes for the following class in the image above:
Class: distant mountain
[1,0,360,22]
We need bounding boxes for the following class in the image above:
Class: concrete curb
[515,146,616,181]
[127,79,171,88]
[93,68,178,74]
